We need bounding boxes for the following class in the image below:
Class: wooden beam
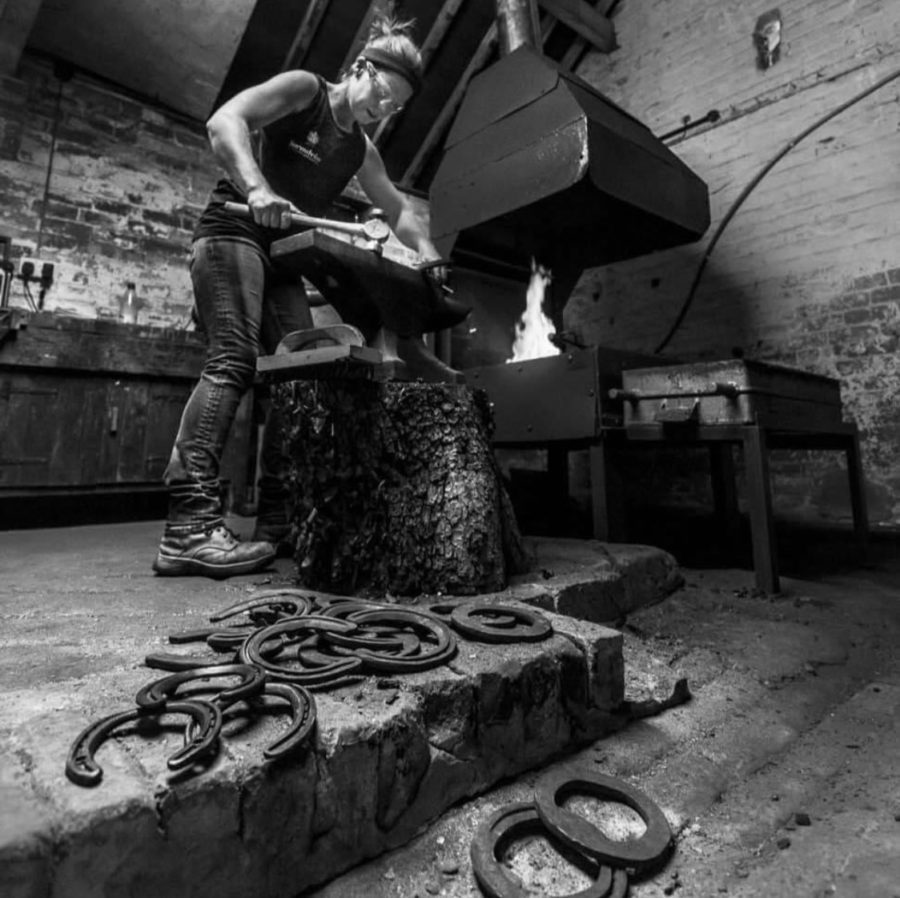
[400,22,499,188]
[561,0,617,68]
[539,0,615,53]
[373,0,467,147]
[281,0,333,72]
[337,1,380,77]
[398,11,558,188]
[0,0,43,75]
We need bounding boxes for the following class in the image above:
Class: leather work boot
[153,524,276,579]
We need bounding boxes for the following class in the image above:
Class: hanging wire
[654,63,900,355]
[36,64,70,256]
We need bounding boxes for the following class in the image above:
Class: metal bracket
[655,398,700,424]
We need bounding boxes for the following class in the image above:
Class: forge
[429,0,710,318]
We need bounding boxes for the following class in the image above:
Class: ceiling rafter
[373,0,468,147]
[338,1,381,77]
[539,0,615,52]
[400,21,499,188]
[561,0,619,69]
[400,11,557,189]
[281,0,333,73]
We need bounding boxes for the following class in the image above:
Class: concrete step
[509,537,683,623]
[0,604,624,898]
[0,522,681,898]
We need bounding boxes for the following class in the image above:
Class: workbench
[0,312,253,527]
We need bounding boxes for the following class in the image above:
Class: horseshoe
[534,770,673,874]
[347,608,457,672]
[144,652,239,672]
[450,603,552,643]
[209,589,316,623]
[135,664,267,710]
[470,801,621,898]
[65,699,222,787]
[167,625,255,651]
[260,682,317,760]
[421,600,516,629]
[239,615,364,686]
[194,682,317,761]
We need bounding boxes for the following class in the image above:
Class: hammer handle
[223,202,387,241]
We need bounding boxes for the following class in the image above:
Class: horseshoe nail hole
[503,833,598,895]
[563,796,648,841]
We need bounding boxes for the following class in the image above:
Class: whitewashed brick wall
[567,0,900,523]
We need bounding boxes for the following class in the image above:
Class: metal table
[625,417,869,594]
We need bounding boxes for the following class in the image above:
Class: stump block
[273,379,528,596]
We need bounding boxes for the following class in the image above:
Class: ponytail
[359,3,422,90]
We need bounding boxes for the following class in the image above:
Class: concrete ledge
[507,538,684,622]
[1,607,623,898]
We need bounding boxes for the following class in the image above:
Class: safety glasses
[365,62,406,114]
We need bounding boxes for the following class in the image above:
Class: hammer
[223,201,391,244]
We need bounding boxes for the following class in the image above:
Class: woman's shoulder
[270,69,322,96]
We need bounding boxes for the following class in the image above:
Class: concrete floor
[1,518,899,897]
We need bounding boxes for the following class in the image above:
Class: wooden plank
[539,0,615,52]
[281,0,334,72]
[0,313,206,380]
[257,344,382,380]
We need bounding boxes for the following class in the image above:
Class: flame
[507,260,559,362]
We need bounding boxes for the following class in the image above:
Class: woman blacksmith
[153,11,445,578]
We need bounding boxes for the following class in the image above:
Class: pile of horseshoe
[65,588,553,787]
[470,769,673,898]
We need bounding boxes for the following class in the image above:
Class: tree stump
[272,379,529,597]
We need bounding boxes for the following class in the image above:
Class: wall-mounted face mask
[753,9,783,70]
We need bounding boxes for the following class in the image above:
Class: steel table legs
[742,426,779,593]
[628,421,869,595]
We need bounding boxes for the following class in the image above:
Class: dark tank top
[193,75,367,250]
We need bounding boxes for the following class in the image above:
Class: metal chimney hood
[429,44,710,279]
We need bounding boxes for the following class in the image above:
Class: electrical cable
[654,63,900,356]
[36,69,67,256]
[20,280,38,312]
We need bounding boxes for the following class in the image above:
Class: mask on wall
[753,9,783,70]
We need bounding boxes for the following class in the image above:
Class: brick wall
[0,53,430,330]
[0,54,214,325]
[565,0,900,525]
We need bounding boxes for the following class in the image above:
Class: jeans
[163,236,311,532]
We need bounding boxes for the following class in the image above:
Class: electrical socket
[18,258,55,287]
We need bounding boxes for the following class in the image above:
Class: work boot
[153,524,276,579]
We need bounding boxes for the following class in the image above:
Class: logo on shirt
[289,131,322,165]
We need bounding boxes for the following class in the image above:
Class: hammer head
[361,219,391,243]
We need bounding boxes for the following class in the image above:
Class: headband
[360,47,421,91]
